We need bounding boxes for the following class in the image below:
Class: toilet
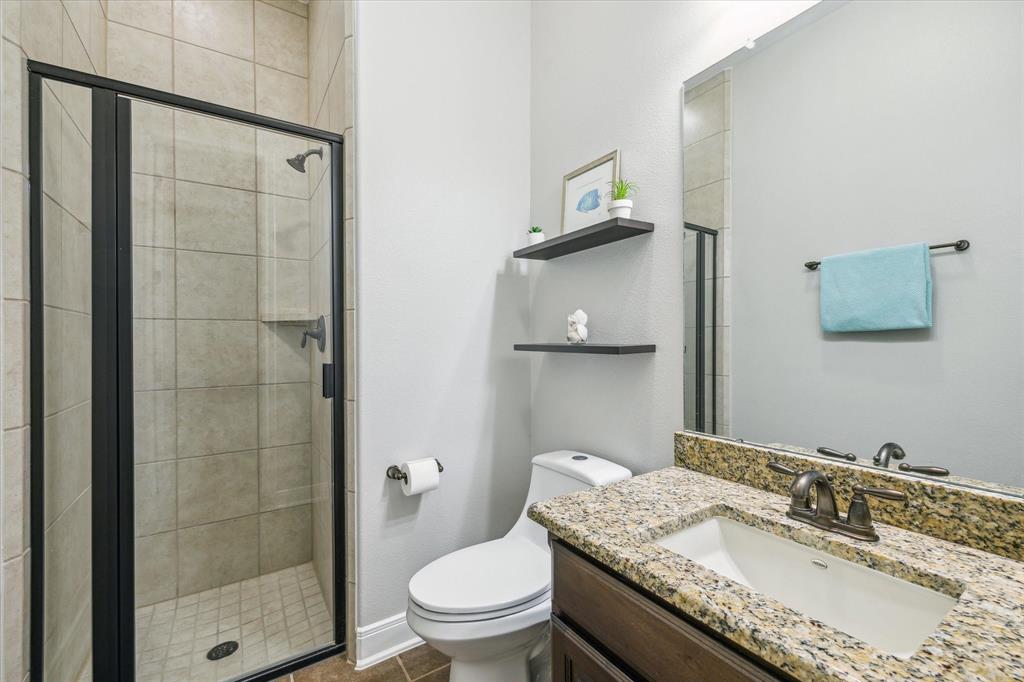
[406,451,632,682]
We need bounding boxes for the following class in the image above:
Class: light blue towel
[820,242,932,333]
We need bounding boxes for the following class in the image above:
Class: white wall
[729,1,1024,486]
[528,1,816,475]
[354,0,532,640]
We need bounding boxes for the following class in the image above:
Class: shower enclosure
[28,60,346,682]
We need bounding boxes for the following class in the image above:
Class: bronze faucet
[874,442,906,468]
[875,442,950,476]
[768,462,908,542]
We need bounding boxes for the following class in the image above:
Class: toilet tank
[507,450,631,547]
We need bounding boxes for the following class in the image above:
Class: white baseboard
[355,611,423,670]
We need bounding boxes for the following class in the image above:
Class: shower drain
[206,641,239,661]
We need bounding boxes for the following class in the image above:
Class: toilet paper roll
[400,458,440,496]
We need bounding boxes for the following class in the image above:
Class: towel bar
[804,239,969,271]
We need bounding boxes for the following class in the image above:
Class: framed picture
[561,150,619,234]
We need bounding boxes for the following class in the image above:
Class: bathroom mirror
[681,0,1024,496]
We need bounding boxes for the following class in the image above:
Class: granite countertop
[528,467,1024,682]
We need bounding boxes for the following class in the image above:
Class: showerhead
[286,147,323,173]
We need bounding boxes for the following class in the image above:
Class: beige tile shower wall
[2,2,107,680]
[106,0,310,124]
[40,71,94,682]
[131,98,317,606]
[103,0,315,606]
[307,145,333,620]
[305,0,352,640]
[0,2,319,676]
[683,71,731,435]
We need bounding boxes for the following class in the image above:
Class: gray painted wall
[353,0,817,640]
[730,1,1024,486]
[356,0,532,628]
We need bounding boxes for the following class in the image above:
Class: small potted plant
[607,179,638,219]
[527,225,545,246]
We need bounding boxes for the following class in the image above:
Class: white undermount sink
[655,516,959,659]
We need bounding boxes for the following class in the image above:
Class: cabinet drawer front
[553,616,633,682]
[552,541,780,682]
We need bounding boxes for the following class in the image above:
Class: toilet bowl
[406,451,631,682]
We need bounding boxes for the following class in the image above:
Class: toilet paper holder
[386,459,444,483]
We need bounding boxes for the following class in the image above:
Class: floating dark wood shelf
[513,343,656,355]
[513,218,654,260]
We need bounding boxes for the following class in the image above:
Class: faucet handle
[897,463,949,476]
[817,446,857,462]
[852,485,907,502]
[845,484,908,540]
[767,461,798,477]
[768,461,834,482]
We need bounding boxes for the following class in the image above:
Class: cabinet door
[552,541,781,681]
[552,617,634,682]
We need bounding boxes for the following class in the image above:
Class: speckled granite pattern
[529,467,1024,682]
[763,441,1023,498]
[676,432,1024,562]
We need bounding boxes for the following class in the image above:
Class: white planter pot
[608,199,633,219]
[527,232,546,246]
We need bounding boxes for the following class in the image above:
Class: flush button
[572,455,588,461]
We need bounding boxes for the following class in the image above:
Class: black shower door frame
[684,222,718,433]
[27,60,347,682]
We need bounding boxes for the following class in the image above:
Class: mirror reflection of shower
[286,147,324,172]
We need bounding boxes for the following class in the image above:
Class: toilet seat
[409,590,551,623]
[408,536,550,618]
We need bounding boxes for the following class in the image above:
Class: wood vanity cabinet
[550,538,788,682]
[552,617,632,682]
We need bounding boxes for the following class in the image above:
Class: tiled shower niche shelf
[513,218,654,260]
[259,311,319,323]
[513,343,656,355]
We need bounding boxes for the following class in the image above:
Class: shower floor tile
[135,562,333,682]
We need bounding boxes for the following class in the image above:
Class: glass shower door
[129,98,337,681]
[38,75,94,682]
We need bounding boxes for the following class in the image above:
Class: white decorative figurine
[567,309,589,344]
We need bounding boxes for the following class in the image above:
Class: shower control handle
[302,315,327,352]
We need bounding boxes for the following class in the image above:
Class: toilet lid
[408,536,551,615]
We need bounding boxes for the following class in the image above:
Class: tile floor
[282,644,451,682]
[135,562,333,681]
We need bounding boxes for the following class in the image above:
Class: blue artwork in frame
[561,150,620,234]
